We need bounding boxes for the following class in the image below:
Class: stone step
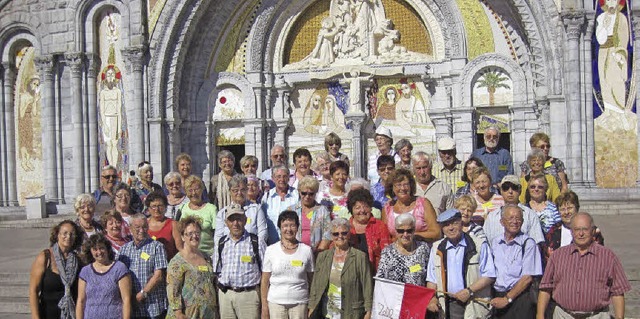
[0,297,30,314]
[0,284,28,298]
[0,273,30,285]
[0,214,74,229]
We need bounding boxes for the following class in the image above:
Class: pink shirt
[383,197,431,237]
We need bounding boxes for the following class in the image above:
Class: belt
[559,305,609,318]
[217,283,257,293]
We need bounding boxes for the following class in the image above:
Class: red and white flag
[372,277,436,319]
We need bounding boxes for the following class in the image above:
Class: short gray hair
[411,151,433,167]
[527,148,546,164]
[272,164,290,176]
[164,171,182,185]
[138,163,153,176]
[330,217,351,232]
[218,150,236,164]
[130,213,148,224]
[346,178,370,193]
[570,212,594,228]
[394,138,413,154]
[74,193,96,212]
[102,165,117,173]
[240,155,258,168]
[228,174,248,189]
[485,126,501,138]
[500,204,523,219]
[395,213,416,228]
[271,144,285,155]
[298,175,319,192]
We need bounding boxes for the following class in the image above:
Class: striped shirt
[472,193,505,226]
[433,160,464,193]
[212,231,266,288]
[539,243,631,312]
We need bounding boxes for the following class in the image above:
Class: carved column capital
[632,12,640,35]
[562,12,586,40]
[122,46,147,73]
[86,54,101,78]
[64,52,84,77]
[34,55,57,80]
[1,62,16,81]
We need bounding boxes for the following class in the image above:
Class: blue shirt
[491,232,542,292]
[212,231,266,288]
[261,187,300,244]
[214,201,268,244]
[370,181,389,209]
[471,147,514,184]
[484,204,545,246]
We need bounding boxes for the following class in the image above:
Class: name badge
[240,255,253,263]
[498,165,508,171]
[482,202,493,209]
[409,264,422,273]
[151,236,157,241]
[198,265,210,272]
[140,252,150,261]
[456,181,466,188]
[291,260,303,267]
[306,211,314,220]
[544,161,552,168]
[247,218,252,224]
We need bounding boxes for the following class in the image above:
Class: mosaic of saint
[372,78,431,137]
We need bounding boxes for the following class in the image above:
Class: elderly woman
[394,138,413,170]
[146,192,180,261]
[214,174,268,244]
[381,169,441,242]
[260,211,315,319]
[455,194,486,241]
[309,218,373,319]
[290,148,315,189]
[166,216,217,318]
[76,234,132,319]
[175,153,193,183]
[288,176,332,254]
[112,183,135,237]
[470,166,505,226]
[209,150,240,209]
[246,174,264,204]
[376,213,431,286]
[455,157,498,198]
[101,210,132,253]
[347,189,390,271]
[368,126,396,182]
[334,178,382,219]
[29,220,83,319]
[164,172,190,220]
[325,132,349,163]
[74,193,104,241]
[519,149,561,204]
[134,161,162,206]
[543,191,604,261]
[317,160,350,213]
[523,173,561,234]
[520,132,569,192]
[240,155,259,176]
[314,152,332,188]
[181,175,217,255]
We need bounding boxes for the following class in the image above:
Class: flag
[372,277,436,319]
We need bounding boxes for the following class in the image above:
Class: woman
[325,132,349,163]
[112,183,134,237]
[524,173,561,234]
[381,169,441,242]
[394,138,413,170]
[164,172,190,220]
[520,132,569,192]
[214,175,268,244]
[240,155,259,176]
[368,126,395,182]
[333,178,382,219]
[101,210,132,253]
[181,175,217,255]
[290,148,315,189]
[261,211,315,319]
[308,218,373,319]
[544,191,604,261]
[470,166,505,226]
[314,152,332,188]
[519,149,561,204]
[166,216,217,318]
[246,174,264,204]
[455,157,498,198]
[29,220,83,319]
[75,234,132,319]
[288,176,332,254]
[175,153,193,184]
[455,194,486,241]
[376,214,431,286]
[317,160,350,213]
[347,189,390,271]
[74,194,104,242]
[134,161,162,206]
[209,150,240,209]
[146,192,181,261]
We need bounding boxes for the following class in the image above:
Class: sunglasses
[331,231,349,237]
[501,183,521,191]
[529,185,546,190]
[300,191,316,197]
[102,174,117,180]
[396,228,415,234]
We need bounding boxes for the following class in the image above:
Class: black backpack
[216,233,262,271]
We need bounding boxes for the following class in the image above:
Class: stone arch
[73,0,133,54]
[214,72,258,119]
[0,28,40,65]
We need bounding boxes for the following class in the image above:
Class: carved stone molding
[122,46,147,73]
[86,54,101,78]
[64,52,84,77]
[562,12,586,40]
[34,56,57,81]
[1,62,16,82]
[632,12,640,35]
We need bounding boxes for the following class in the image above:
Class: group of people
[28,126,630,319]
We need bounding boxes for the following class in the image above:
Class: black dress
[39,249,78,319]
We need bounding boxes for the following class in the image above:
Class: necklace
[281,241,299,250]
[334,248,348,257]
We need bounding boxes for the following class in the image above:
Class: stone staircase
[0,272,31,317]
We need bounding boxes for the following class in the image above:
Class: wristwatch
[140,290,148,298]
[465,287,475,297]
[506,297,513,304]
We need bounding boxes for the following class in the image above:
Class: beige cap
[500,175,521,186]
[437,137,456,151]
[225,203,245,220]
[375,126,392,139]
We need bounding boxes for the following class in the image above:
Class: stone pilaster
[451,108,475,159]
[582,17,596,186]
[535,96,550,134]
[2,62,17,205]
[345,112,367,178]
[0,63,5,205]
[65,52,86,194]
[122,46,147,173]
[34,55,59,203]
[633,13,640,186]
[86,54,100,190]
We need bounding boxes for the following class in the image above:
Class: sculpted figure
[99,66,124,166]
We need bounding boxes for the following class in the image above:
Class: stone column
[582,18,596,186]
[345,112,367,178]
[65,53,85,194]
[0,63,5,205]
[451,108,475,159]
[166,119,181,173]
[122,46,147,172]
[2,62,17,205]
[35,56,59,203]
[86,54,100,190]
[633,14,640,186]
[562,13,586,186]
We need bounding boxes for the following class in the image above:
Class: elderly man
[537,212,630,319]
[433,137,464,193]
[483,175,545,246]
[413,151,454,214]
[426,209,495,319]
[213,203,266,319]
[260,144,287,189]
[490,204,542,319]
[471,126,513,185]
[118,214,168,319]
[93,165,142,216]
[214,175,268,244]
[367,126,398,182]
[261,165,300,244]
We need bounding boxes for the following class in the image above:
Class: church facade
[0,0,638,206]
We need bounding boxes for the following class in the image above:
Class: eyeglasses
[559,206,576,212]
[149,205,165,211]
[102,174,117,180]
[115,194,130,199]
[167,182,180,187]
[300,191,316,197]
[501,183,521,192]
[230,188,247,194]
[184,231,201,238]
[331,231,349,237]
[503,217,524,223]
[378,166,395,172]
[485,134,499,140]
[537,144,551,150]
[529,185,546,190]
[394,183,411,189]
[396,228,415,234]
[272,154,286,158]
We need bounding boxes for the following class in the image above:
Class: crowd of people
[28,126,630,319]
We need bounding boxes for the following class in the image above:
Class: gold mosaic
[456,0,494,60]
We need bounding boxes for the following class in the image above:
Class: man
[483,175,545,246]
[214,175,268,244]
[118,214,168,319]
[412,151,454,214]
[213,203,266,319]
[490,204,542,318]
[259,144,287,189]
[537,212,630,319]
[370,155,395,209]
[433,137,464,193]
[426,209,495,319]
[471,126,513,185]
[261,165,299,244]
[93,165,142,216]
[367,126,397,182]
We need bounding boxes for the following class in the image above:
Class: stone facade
[0,0,639,206]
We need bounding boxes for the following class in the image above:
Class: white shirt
[263,242,315,304]
[560,224,573,247]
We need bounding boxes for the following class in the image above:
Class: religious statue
[18,76,41,171]
[99,65,124,166]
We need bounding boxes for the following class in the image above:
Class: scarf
[52,243,78,319]
[217,173,232,209]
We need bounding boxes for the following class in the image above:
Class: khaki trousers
[553,306,610,319]
[268,302,308,319]
[218,289,260,319]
